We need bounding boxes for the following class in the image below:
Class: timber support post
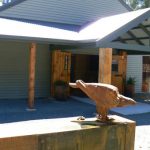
[119,51,127,80]
[98,48,112,84]
[28,43,36,109]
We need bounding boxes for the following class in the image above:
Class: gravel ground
[110,98,150,150]
[116,112,150,150]
[135,125,150,150]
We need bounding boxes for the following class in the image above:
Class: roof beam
[132,24,150,30]
[98,42,150,52]
[127,31,144,45]
[116,36,150,41]
[139,24,150,37]
[116,37,127,43]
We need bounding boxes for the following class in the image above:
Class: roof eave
[0,34,78,45]
[96,9,150,47]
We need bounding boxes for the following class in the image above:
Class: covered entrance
[50,49,127,96]
[0,8,149,107]
[70,51,127,95]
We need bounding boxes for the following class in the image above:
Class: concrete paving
[0,98,96,123]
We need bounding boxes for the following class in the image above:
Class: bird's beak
[76,80,86,88]
[69,83,78,88]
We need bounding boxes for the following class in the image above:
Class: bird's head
[117,94,137,107]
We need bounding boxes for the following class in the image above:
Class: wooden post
[119,51,127,79]
[28,43,36,109]
[98,48,112,84]
[119,51,127,93]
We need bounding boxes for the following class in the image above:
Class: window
[112,60,118,73]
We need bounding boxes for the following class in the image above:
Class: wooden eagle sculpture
[69,80,137,121]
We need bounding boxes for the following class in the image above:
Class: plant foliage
[124,0,150,10]
[126,77,136,85]
[54,80,68,87]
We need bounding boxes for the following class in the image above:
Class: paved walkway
[0,98,96,123]
[0,97,149,149]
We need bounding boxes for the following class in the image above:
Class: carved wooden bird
[69,80,136,121]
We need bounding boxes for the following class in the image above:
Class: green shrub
[126,77,136,85]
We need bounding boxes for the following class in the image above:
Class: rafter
[117,37,126,43]
[139,24,150,37]
[116,36,149,41]
[132,25,150,30]
[127,31,144,45]
[98,42,150,52]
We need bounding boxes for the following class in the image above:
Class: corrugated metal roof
[0,8,149,52]
[2,17,81,32]
[94,8,150,45]
[119,19,150,46]
[0,0,129,26]
[80,8,150,41]
[0,17,78,43]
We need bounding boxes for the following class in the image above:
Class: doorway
[142,56,150,92]
[111,53,127,94]
[71,52,127,95]
[71,54,98,96]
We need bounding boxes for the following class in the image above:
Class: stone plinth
[0,115,136,150]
